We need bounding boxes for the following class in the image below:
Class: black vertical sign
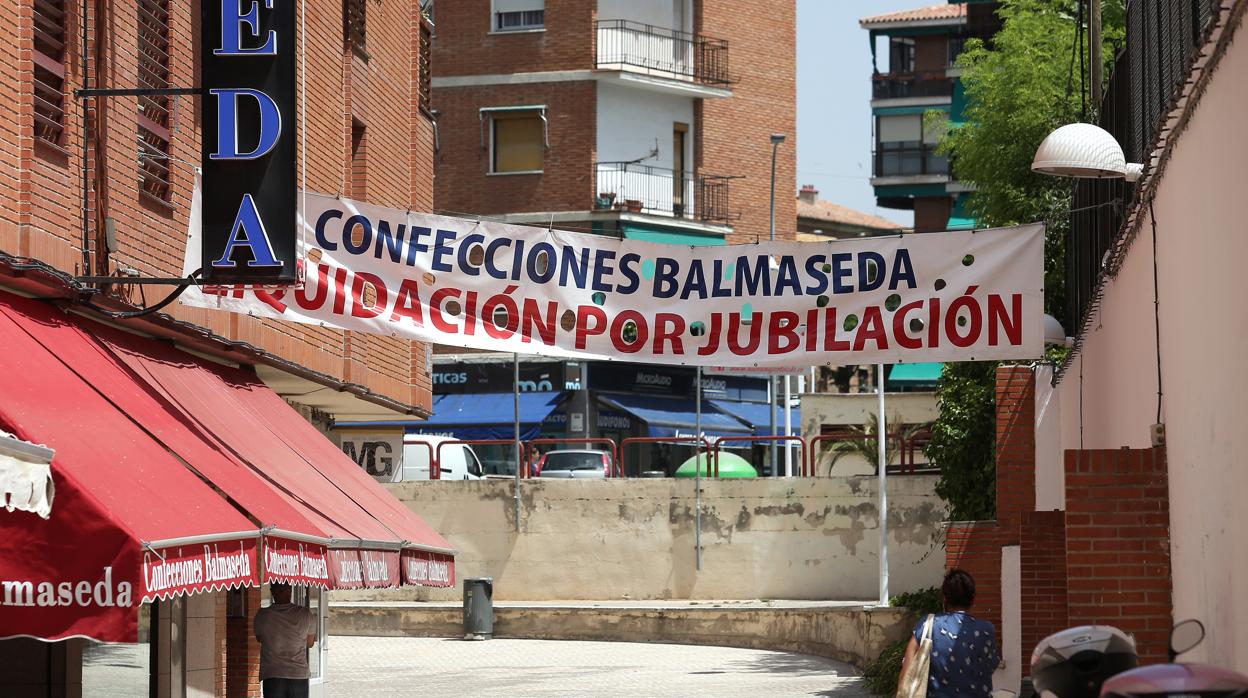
[200,1,298,283]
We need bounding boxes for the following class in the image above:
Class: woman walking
[899,569,1000,698]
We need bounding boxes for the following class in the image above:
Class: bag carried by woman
[897,614,935,698]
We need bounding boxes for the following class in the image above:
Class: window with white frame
[493,0,544,31]
[483,107,547,173]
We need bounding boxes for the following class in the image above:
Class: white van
[400,435,484,481]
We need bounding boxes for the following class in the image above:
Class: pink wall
[1054,27,1248,668]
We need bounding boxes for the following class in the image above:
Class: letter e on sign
[200,0,297,283]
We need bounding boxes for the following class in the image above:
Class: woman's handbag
[896,614,935,698]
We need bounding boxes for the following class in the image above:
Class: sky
[796,0,930,227]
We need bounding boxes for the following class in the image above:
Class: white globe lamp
[1032,123,1142,182]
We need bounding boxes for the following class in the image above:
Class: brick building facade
[429,0,796,245]
[0,1,438,696]
[0,0,435,414]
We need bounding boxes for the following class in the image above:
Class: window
[33,0,69,147]
[137,0,172,203]
[418,17,432,117]
[493,0,544,32]
[345,0,366,55]
[488,110,545,173]
[876,113,948,177]
[888,37,915,74]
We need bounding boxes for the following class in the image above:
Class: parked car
[535,449,618,478]
[400,435,485,481]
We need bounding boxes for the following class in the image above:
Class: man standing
[253,583,317,698]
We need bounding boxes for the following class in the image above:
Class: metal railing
[595,19,733,85]
[873,145,949,178]
[1065,0,1220,334]
[595,162,739,222]
[871,72,954,100]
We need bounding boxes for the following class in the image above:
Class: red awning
[0,290,454,642]
[0,296,260,642]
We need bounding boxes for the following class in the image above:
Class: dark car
[535,449,618,478]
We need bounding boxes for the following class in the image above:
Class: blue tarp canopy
[887,362,944,388]
[597,393,751,439]
[709,400,801,438]
[339,392,567,441]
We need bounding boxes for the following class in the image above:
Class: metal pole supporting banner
[877,363,889,606]
[783,375,793,477]
[767,134,784,475]
[695,365,702,571]
[514,353,521,533]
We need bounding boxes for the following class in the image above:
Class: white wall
[597,0,690,33]
[1052,27,1248,669]
[597,82,694,169]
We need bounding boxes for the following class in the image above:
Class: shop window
[345,0,367,56]
[33,0,69,147]
[493,0,544,32]
[486,109,546,174]
[137,0,172,204]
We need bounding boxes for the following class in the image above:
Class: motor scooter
[1030,625,1140,698]
[1100,620,1248,698]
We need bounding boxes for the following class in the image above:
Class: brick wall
[432,0,595,77]
[996,365,1036,539]
[1021,510,1068,665]
[1064,448,1172,663]
[0,0,434,412]
[946,521,1005,634]
[433,82,597,216]
[697,0,797,244]
[225,587,262,698]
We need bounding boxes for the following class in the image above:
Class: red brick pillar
[995,365,1036,541]
[1021,510,1068,662]
[226,587,262,698]
[946,521,1004,633]
[1064,447,1171,663]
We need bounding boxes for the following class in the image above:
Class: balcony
[595,162,739,223]
[595,20,734,96]
[871,72,954,101]
[873,144,949,179]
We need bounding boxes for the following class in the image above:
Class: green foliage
[818,413,932,476]
[929,362,999,522]
[863,588,944,695]
[923,0,1126,525]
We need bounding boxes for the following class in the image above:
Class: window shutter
[33,0,68,147]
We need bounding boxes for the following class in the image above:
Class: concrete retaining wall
[341,475,944,603]
[329,602,913,670]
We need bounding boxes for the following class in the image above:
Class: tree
[924,0,1123,522]
[819,413,932,476]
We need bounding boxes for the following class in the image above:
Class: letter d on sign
[209,89,282,160]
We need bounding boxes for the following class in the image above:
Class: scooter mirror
[1169,619,1205,660]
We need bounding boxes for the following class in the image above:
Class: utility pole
[767,133,785,475]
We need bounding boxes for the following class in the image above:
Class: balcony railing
[595,20,733,86]
[873,145,949,178]
[871,72,954,100]
[595,162,738,222]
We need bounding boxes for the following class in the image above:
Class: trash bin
[462,577,493,640]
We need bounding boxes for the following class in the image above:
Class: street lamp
[1032,123,1142,182]
[768,133,786,475]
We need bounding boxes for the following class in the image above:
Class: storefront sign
[182,195,1045,366]
[199,0,297,282]
[263,537,330,587]
[141,539,259,600]
[430,361,572,394]
[340,434,404,479]
[401,549,455,588]
[327,549,400,589]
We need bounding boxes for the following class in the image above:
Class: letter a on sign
[200,0,297,283]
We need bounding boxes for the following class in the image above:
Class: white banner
[182,186,1045,368]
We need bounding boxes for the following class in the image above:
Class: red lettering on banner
[350,272,387,319]
[988,293,1022,346]
[295,263,329,310]
[767,311,801,354]
[330,266,349,315]
[389,279,425,325]
[894,300,924,349]
[824,308,851,352]
[727,312,762,355]
[853,306,889,351]
[610,311,648,354]
[429,288,461,333]
[652,313,685,355]
[255,287,288,313]
[697,313,722,356]
[575,305,607,349]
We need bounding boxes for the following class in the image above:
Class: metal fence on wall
[1065,0,1221,333]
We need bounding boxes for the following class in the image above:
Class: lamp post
[768,133,785,474]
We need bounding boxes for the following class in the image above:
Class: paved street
[327,635,871,697]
